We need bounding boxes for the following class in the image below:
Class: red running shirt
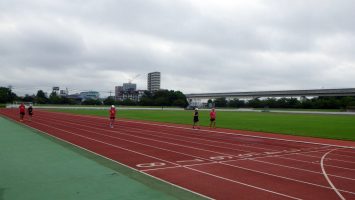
[19,105,25,113]
[110,108,116,117]
[210,111,216,119]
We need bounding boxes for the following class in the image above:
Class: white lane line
[41,117,233,161]
[321,149,346,200]
[30,114,355,172]
[43,110,355,149]
[217,148,341,165]
[0,115,212,200]
[252,159,355,181]
[120,118,355,149]
[184,166,301,200]
[4,114,304,200]
[277,156,355,171]
[141,166,182,172]
[32,120,180,166]
[142,162,219,172]
[35,112,355,196]
[294,152,355,164]
[46,112,285,152]
[220,162,355,195]
[36,115,342,166]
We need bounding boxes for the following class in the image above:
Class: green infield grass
[52,109,355,141]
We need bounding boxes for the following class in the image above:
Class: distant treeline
[0,87,188,107]
[211,97,355,109]
[2,86,355,109]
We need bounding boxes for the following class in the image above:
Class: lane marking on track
[35,110,355,149]
[277,156,355,171]
[31,120,180,167]
[27,113,355,195]
[183,166,302,200]
[119,118,355,149]
[0,113,214,200]
[219,162,355,195]
[41,112,282,152]
[1,113,305,200]
[33,114,347,166]
[30,114,353,166]
[291,151,355,164]
[251,159,355,181]
[35,115,240,160]
[176,159,205,163]
[321,149,347,200]
[141,166,182,172]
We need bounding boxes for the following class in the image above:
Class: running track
[1,109,355,200]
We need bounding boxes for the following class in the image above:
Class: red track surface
[1,109,355,200]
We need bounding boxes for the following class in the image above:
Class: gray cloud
[0,0,355,96]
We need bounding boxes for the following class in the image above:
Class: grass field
[52,109,355,141]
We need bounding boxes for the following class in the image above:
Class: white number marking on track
[136,162,166,168]
[176,159,205,163]
[210,156,235,160]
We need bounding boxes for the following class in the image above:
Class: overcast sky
[1,0,355,96]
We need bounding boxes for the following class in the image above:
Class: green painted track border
[0,115,207,200]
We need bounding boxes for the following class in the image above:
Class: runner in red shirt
[209,108,216,128]
[109,105,116,128]
[19,103,26,121]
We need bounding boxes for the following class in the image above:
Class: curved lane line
[321,149,346,200]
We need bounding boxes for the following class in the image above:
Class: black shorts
[193,116,199,122]
[28,112,33,116]
[110,116,115,120]
[210,118,215,122]
[20,112,25,116]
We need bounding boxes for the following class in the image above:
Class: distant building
[123,83,137,92]
[115,83,143,102]
[116,90,145,102]
[115,86,123,97]
[147,72,161,92]
[59,89,68,96]
[80,91,100,101]
[52,86,60,94]
[67,93,82,103]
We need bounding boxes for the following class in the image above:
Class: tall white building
[147,72,161,92]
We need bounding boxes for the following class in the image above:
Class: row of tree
[2,86,355,109]
[210,96,355,109]
[0,87,189,107]
[102,90,189,107]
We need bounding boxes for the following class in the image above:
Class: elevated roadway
[186,88,355,99]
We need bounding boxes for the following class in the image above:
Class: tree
[35,90,48,104]
[121,98,136,106]
[228,98,245,108]
[103,96,116,105]
[138,90,188,107]
[0,87,17,103]
[22,94,35,103]
[172,99,188,107]
[214,97,227,107]
[247,98,263,108]
[81,99,102,105]
[49,92,61,104]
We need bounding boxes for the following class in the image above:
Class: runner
[28,104,33,121]
[192,108,199,129]
[19,103,25,122]
[209,107,216,128]
[109,105,116,128]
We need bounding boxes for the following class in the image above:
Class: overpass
[186,88,355,106]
